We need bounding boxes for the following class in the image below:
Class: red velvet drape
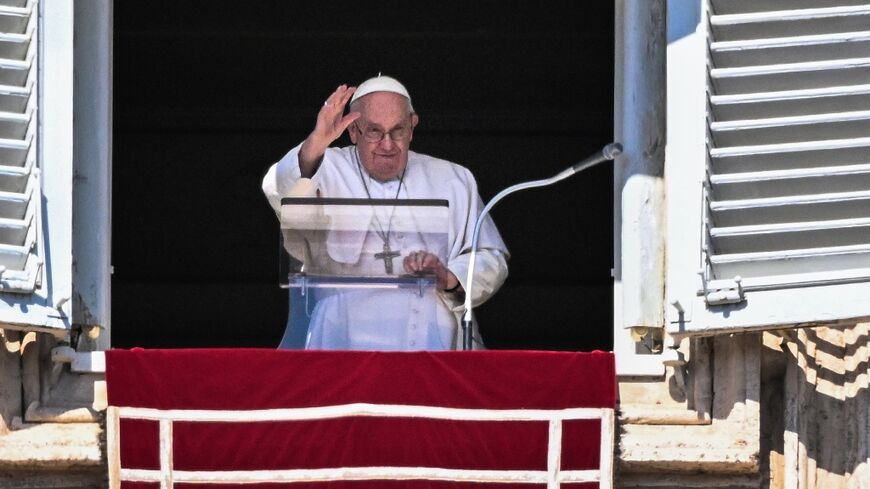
[107,349,615,489]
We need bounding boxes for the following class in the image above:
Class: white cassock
[262,144,509,350]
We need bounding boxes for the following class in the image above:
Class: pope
[263,74,509,350]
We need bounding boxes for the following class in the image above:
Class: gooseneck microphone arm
[460,142,622,350]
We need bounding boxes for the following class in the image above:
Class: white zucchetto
[350,74,414,111]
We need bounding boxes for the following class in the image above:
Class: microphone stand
[460,142,623,350]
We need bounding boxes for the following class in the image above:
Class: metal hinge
[699,244,746,306]
[699,271,745,306]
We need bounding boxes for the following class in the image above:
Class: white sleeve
[441,165,510,310]
[443,249,509,310]
[261,143,307,216]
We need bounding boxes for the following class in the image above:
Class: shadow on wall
[762,323,868,488]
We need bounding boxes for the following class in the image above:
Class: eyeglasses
[355,122,411,143]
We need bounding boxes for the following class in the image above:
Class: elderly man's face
[349,92,418,181]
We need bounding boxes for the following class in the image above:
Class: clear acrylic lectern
[277,197,450,349]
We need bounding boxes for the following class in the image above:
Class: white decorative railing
[107,403,614,489]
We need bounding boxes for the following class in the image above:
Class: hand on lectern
[404,250,459,291]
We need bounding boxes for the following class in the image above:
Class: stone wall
[617,323,868,489]
[0,330,105,488]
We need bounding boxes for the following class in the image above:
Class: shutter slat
[0,31,29,60]
[712,108,870,130]
[0,2,28,10]
[710,136,870,157]
[0,183,30,218]
[710,217,870,254]
[0,212,30,244]
[711,84,870,121]
[0,0,37,291]
[710,243,870,279]
[0,83,30,112]
[704,0,870,290]
[705,265,870,291]
[711,141,870,174]
[711,31,870,68]
[711,57,870,94]
[712,0,869,16]
[712,5,870,24]
[0,109,31,139]
[0,5,32,35]
[711,110,870,146]
[711,163,870,200]
[712,7,870,42]
[711,190,870,226]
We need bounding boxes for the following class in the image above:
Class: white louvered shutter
[667,0,870,334]
[0,0,73,333]
[0,1,39,292]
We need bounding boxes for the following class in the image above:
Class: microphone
[460,142,622,350]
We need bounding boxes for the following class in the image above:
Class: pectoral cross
[374,243,401,274]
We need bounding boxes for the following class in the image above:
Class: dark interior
[111,1,615,351]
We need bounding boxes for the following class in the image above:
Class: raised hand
[298,84,361,177]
